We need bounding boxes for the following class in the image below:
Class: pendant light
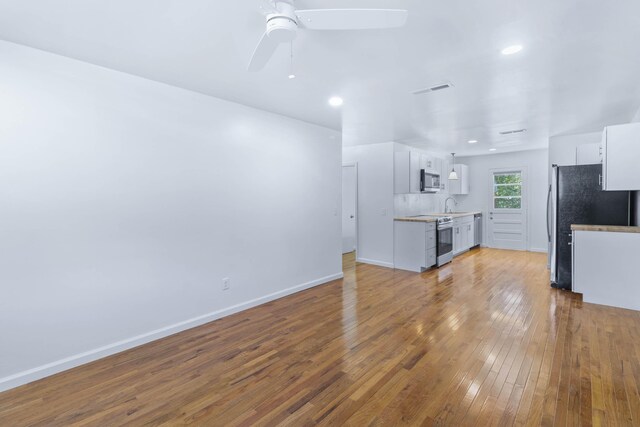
[448,153,459,180]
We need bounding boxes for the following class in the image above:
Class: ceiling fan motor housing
[266,2,297,43]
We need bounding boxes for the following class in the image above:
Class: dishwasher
[473,214,482,247]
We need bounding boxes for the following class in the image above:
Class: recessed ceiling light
[468,140,478,144]
[288,74,296,79]
[489,148,497,152]
[501,45,523,55]
[328,96,343,107]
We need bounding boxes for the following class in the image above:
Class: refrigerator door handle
[546,184,552,241]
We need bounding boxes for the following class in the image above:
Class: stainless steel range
[435,216,454,266]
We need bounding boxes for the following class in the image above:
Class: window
[493,172,522,209]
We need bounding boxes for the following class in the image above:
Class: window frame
[492,172,523,210]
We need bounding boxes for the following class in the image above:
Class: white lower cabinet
[453,215,475,256]
[394,220,437,272]
[453,221,462,255]
[573,229,640,311]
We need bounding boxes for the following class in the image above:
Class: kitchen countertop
[425,211,482,218]
[571,224,640,233]
[395,211,482,222]
[394,216,438,223]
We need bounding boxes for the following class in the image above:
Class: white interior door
[487,169,527,250]
[342,164,357,254]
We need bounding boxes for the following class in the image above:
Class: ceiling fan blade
[248,32,279,71]
[295,9,408,30]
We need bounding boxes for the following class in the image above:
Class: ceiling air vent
[412,82,453,95]
[499,128,527,135]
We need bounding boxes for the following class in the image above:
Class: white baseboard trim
[356,257,394,269]
[529,247,548,253]
[0,272,344,393]
[481,244,548,254]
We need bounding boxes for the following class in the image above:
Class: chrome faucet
[444,197,457,213]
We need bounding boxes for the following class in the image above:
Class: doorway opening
[342,163,358,271]
[487,168,528,250]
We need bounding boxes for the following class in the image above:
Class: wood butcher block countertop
[394,216,438,223]
[571,224,640,233]
[395,211,482,222]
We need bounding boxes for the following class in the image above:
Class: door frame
[342,162,359,256]
[487,167,529,250]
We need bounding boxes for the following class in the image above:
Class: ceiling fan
[248,0,408,72]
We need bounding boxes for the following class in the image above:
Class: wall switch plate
[222,277,230,291]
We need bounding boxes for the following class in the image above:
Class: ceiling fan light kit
[248,1,409,72]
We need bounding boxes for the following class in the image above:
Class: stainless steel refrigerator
[547,164,631,290]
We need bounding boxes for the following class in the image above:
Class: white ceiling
[0,0,639,155]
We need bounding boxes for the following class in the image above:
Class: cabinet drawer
[426,248,437,267]
[426,231,436,249]
[425,222,436,232]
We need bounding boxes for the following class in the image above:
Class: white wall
[456,149,549,252]
[0,41,342,391]
[342,143,394,267]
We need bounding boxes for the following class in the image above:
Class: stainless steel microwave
[420,170,441,193]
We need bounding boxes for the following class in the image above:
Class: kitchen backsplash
[394,193,450,217]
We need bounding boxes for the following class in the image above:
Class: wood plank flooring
[1,248,640,426]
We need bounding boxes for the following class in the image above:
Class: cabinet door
[603,123,640,191]
[394,151,422,194]
[433,158,443,188]
[466,221,474,250]
[420,154,438,174]
[409,152,421,193]
[449,164,469,195]
[460,165,470,194]
[453,224,461,254]
[441,158,449,190]
[449,165,460,195]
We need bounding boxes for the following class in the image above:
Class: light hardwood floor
[1,248,640,426]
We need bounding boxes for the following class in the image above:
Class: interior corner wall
[456,149,549,252]
[0,40,343,391]
[342,142,395,268]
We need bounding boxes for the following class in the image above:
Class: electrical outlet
[222,277,230,291]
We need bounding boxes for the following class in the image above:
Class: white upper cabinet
[448,164,469,195]
[433,157,444,189]
[602,123,640,191]
[394,151,421,194]
[419,154,439,175]
[395,151,445,194]
[576,143,602,165]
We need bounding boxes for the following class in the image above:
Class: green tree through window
[493,172,522,209]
